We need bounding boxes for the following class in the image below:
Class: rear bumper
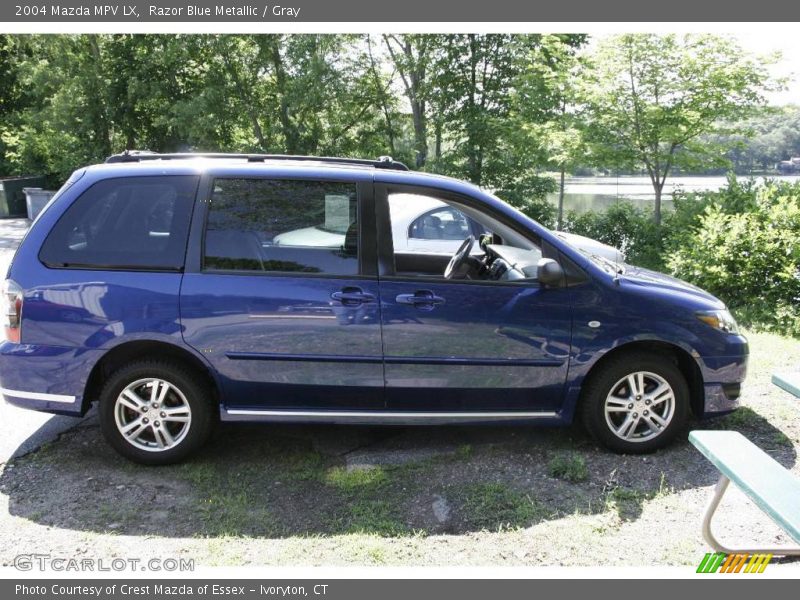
[0,341,96,416]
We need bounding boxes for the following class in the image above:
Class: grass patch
[547,452,589,482]
[25,440,59,465]
[336,498,408,536]
[281,450,325,482]
[321,465,412,537]
[179,460,219,486]
[325,466,388,491]
[455,444,473,460]
[772,430,793,447]
[719,406,763,429]
[456,482,544,531]
[95,502,137,530]
[180,460,280,537]
[602,473,673,522]
[195,489,277,537]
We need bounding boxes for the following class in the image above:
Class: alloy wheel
[113,378,192,452]
[603,371,675,443]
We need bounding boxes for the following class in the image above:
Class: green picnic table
[772,372,800,400]
[689,372,800,556]
[689,431,800,555]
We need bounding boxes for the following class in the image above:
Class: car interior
[389,194,544,282]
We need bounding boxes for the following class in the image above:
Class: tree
[431,34,526,187]
[0,35,26,176]
[514,35,587,229]
[582,34,777,224]
[1,35,117,179]
[429,34,585,196]
[383,34,433,168]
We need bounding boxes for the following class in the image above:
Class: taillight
[2,279,22,343]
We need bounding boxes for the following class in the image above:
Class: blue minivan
[0,153,747,464]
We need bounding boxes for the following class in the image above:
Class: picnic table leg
[702,474,800,556]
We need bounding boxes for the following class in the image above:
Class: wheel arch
[578,339,705,418]
[82,339,220,414]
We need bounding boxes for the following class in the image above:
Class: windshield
[581,248,625,275]
[551,231,625,275]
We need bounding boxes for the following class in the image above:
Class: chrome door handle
[395,291,446,310]
[331,288,375,307]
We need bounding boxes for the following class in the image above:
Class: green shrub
[497,175,558,228]
[563,202,665,270]
[664,175,761,254]
[667,179,800,336]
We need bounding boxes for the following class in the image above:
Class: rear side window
[204,178,359,275]
[40,176,199,270]
[409,206,473,240]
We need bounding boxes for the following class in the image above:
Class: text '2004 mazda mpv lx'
[0,153,748,464]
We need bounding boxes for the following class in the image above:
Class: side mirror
[537,258,564,287]
[478,232,493,250]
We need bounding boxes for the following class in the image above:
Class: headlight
[696,309,739,334]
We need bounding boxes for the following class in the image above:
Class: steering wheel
[444,235,475,280]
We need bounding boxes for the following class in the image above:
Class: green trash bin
[0,176,47,217]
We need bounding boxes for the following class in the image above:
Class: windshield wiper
[576,248,624,275]
[595,254,625,275]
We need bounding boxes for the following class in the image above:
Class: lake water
[545,174,800,214]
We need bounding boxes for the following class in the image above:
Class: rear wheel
[580,352,689,453]
[98,360,214,465]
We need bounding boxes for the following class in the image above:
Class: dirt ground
[1,329,799,569]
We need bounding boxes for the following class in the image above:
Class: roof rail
[104,150,410,171]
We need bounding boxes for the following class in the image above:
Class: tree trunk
[434,120,442,161]
[270,40,300,154]
[466,34,480,184]
[411,101,427,168]
[383,35,428,168]
[654,185,663,226]
[557,165,566,230]
[86,36,112,157]
[366,36,396,156]
[220,42,266,150]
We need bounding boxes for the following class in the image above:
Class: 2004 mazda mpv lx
[0,152,748,464]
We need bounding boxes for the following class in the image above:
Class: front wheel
[98,360,214,465]
[580,352,689,453]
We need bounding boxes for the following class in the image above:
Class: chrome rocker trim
[221,408,559,425]
[0,387,76,404]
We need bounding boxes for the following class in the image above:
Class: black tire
[98,359,214,465]
[580,351,689,453]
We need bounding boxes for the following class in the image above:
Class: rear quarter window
[39,175,199,270]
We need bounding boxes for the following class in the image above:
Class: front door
[180,175,384,410]
[377,186,572,413]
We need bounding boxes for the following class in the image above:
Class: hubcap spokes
[604,371,675,443]
[114,378,191,452]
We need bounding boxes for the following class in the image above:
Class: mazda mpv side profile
[0,153,748,464]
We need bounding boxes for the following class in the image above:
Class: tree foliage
[667,179,800,335]
[0,32,780,228]
[581,34,777,223]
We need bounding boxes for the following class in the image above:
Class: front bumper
[703,382,742,415]
[699,352,748,417]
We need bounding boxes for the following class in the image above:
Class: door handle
[331,287,375,307]
[395,290,446,310]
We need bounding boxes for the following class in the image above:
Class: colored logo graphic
[697,552,772,573]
